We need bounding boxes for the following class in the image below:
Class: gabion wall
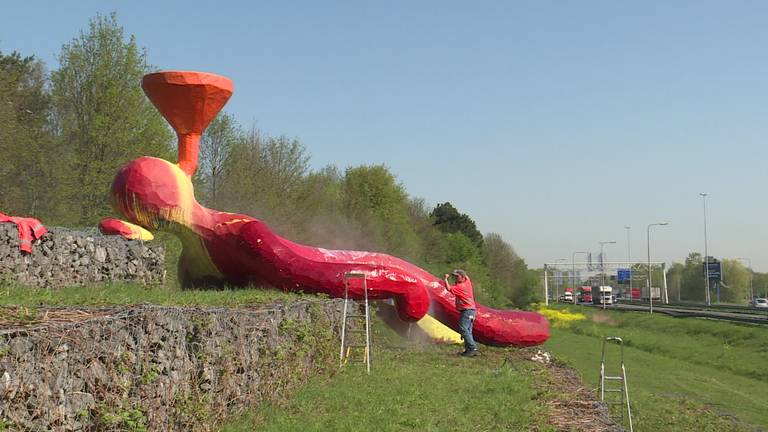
[0,223,165,288]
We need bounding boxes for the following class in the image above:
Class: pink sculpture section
[101,70,550,347]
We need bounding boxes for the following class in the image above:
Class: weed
[96,404,148,432]
[174,391,212,426]
[139,364,160,385]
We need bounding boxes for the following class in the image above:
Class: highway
[578,301,768,325]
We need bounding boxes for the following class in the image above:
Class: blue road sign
[703,261,721,280]
[617,268,631,283]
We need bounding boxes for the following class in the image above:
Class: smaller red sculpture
[99,218,154,241]
[0,212,47,253]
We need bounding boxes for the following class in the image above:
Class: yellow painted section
[176,226,223,281]
[416,314,463,344]
[216,218,251,228]
[128,224,154,241]
[537,307,586,328]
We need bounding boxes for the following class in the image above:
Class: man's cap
[452,269,467,277]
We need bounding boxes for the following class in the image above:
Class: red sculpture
[102,71,550,347]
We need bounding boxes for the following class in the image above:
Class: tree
[50,13,173,225]
[0,50,58,219]
[430,202,483,246]
[289,165,377,251]
[217,128,311,234]
[720,259,750,303]
[198,112,240,206]
[406,197,449,270]
[680,252,706,301]
[341,164,421,259]
[666,262,685,301]
[483,232,535,307]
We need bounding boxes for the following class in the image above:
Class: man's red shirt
[449,277,476,310]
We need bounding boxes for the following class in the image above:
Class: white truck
[560,288,574,303]
[595,286,613,305]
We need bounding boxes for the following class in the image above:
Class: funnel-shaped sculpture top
[142,71,233,134]
[142,71,234,176]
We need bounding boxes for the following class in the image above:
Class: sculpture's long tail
[238,220,550,347]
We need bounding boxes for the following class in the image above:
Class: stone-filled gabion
[0,301,346,431]
[0,223,165,288]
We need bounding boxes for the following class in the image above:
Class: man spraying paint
[443,269,479,357]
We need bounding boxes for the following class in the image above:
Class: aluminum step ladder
[599,336,634,432]
[339,272,371,374]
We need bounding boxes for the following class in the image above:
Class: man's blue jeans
[458,308,477,352]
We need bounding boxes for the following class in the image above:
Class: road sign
[703,261,721,280]
[617,269,631,283]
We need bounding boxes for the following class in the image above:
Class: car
[751,298,768,308]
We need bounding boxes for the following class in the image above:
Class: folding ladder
[599,336,633,432]
[339,272,371,374]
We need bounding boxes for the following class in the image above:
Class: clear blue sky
[3,1,768,270]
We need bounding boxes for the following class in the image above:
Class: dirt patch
[0,306,122,329]
[591,312,619,326]
[507,347,623,432]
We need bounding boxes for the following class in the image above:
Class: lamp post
[625,226,632,300]
[554,258,567,301]
[700,193,711,306]
[647,222,669,314]
[737,257,754,304]
[572,251,588,304]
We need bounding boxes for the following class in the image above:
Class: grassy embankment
[3,272,765,430]
[0,283,555,431]
[0,282,302,308]
[219,320,554,432]
[542,304,767,431]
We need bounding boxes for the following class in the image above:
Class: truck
[578,286,593,303]
[560,287,574,303]
[593,286,613,305]
[642,287,661,301]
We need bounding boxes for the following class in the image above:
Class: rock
[94,247,107,263]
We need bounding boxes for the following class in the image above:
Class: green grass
[219,323,552,432]
[0,282,305,308]
[544,304,767,431]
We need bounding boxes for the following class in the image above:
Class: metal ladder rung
[599,336,633,432]
[340,271,371,374]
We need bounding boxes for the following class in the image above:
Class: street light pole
[572,251,588,305]
[647,222,669,314]
[554,258,567,302]
[700,193,711,306]
[737,257,753,304]
[625,226,631,300]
